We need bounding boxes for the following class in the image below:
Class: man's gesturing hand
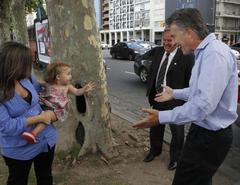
[132,108,159,129]
[154,85,173,102]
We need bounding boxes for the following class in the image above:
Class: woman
[0,41,57,185]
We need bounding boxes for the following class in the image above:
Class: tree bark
[11,0,28,45]
[0,0,12,45]
[0,0,28,45]
[46,0,116,158]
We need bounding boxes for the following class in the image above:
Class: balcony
[216,11,240,18]
[222,0,240,5]
[135,0,150,5]
[103,14,109,20]
[103,21,109,25]
[103,7,109,12]
[102,0,109,4]
[215,25,240,31]
[222,26,239,30]
[102,0,108,6]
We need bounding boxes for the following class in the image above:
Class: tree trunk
[0,0,28,45]
[0,0,12,45]
[10,0,28,45]
[46,0,116,158]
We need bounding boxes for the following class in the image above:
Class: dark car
[110,41,148,61]
[133,47,158,83]
[231,42,240,53]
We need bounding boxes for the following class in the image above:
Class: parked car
[231,49,240,60]
[231,42,240,53]
[133,47,158,83]
[101,42,109,49]
[110,41,148,61]
[136,41,158,50]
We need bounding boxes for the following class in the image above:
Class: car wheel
[139,67,148,83]
[112,53,117,59]
[128,53,134,61]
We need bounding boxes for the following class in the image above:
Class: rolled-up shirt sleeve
[173,88,190,101]
[0,105,27,136]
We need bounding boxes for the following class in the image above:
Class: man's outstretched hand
[154,85,173,102]
[132,108,159,129]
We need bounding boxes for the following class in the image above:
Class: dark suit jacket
[147,46,194,111]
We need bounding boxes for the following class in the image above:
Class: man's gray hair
[163,26,170,33]
[166,8,209,39]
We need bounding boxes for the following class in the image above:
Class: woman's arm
[0,106,52,136]
[26,111,53,125]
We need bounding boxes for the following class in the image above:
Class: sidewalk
[110,96,240,185]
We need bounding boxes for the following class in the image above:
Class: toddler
[22,61,96,143]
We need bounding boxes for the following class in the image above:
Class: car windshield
[127,42,144,49]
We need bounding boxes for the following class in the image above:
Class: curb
[111,107,240,184]
[111,108,138,124]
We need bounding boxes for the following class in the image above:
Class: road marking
[125,71,135,75]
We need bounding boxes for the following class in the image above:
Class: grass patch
[67,174,130,185]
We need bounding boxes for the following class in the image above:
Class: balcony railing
[216,25,240,30]
[222,26,239,30]
[103,7,109,12]
[216,11,240,18]
[222,0,240,4]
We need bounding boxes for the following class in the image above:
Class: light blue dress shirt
[0,75,57,160]
[159,33,238,131]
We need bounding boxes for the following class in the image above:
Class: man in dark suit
[144,29,194,171]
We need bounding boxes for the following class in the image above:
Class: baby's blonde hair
[44,61,71,84]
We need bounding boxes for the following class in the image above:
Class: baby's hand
[84,81,96,93]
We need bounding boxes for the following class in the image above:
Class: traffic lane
[106,57,149,108]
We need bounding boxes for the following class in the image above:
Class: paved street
[103,49,150,122]
[103,49,240,184]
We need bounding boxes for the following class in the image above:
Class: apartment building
[149,0,165,44]
[100,0,165,47]
[166,0,240,43]
[215,0,240,44]
[94,0,102,28]
[166,0,215,32]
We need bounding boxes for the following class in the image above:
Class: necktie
[155,53,170,93]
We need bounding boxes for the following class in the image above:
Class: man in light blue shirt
[133,8,237,185]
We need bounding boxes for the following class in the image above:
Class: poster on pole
[35,19,51,64]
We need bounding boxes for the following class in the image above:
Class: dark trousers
[2,145,55,185]
[172,124,232,185]
[150,124,184,162]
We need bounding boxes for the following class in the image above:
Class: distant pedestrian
[133,8,237,185]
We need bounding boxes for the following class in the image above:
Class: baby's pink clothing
[39,85,70,122]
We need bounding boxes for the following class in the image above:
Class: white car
[101,42,109,50]
[231,49,240,60]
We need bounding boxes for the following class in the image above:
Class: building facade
[94,0,102,28]
[165,0,240,43]
[215,0,240,44]
[99,0,240,47]
[100,0,165,47]
[166,0,216,32]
